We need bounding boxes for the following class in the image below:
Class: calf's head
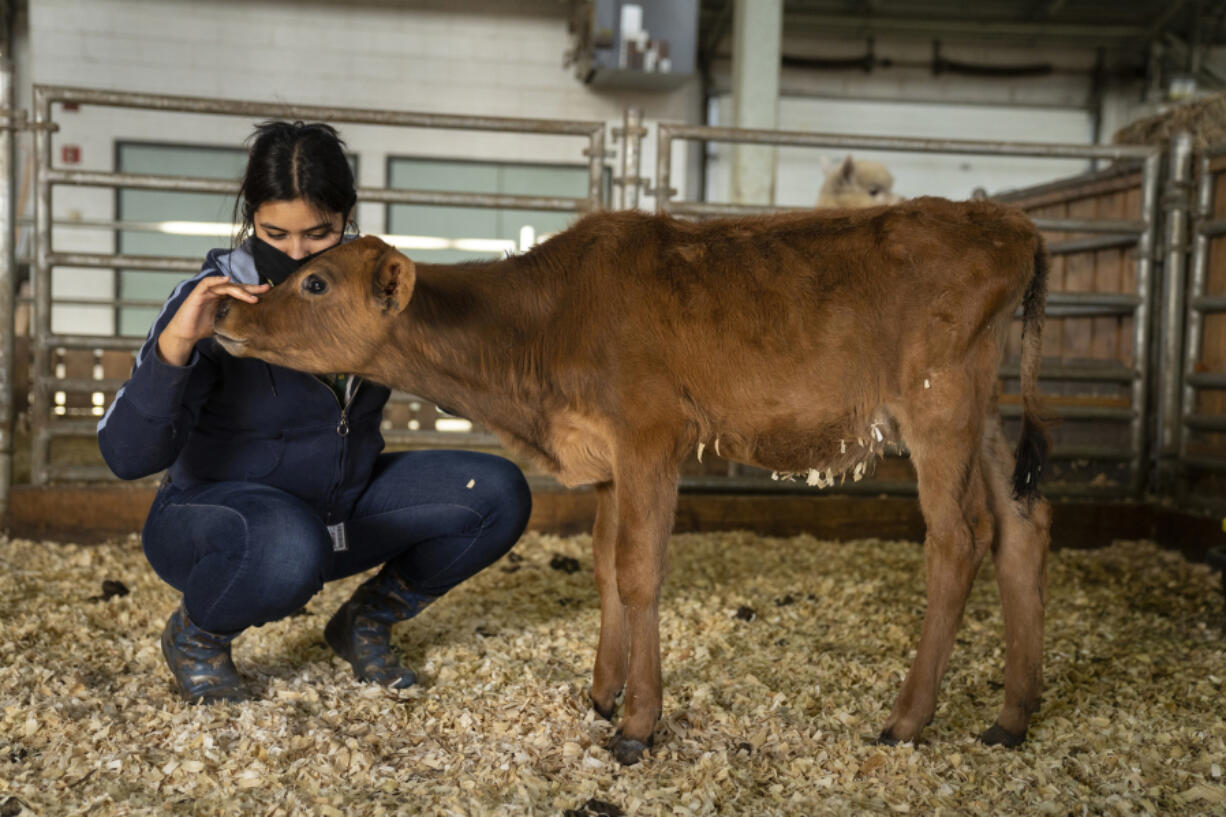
[213,235,415,374]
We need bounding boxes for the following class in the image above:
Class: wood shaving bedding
[1,531,1223,816]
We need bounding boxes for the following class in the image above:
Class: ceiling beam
[778,13,1154,45]
[1146,0,1188,39]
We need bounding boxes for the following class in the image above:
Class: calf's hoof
[980,723,1026,748]
[874,730,902,747]
[608,732,652,766]
[590,694,617,722]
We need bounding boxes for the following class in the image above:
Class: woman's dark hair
[234,120,357,243]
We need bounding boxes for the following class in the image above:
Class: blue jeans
[142,450,532,634]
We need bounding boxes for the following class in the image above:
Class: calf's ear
[373,249,416,315]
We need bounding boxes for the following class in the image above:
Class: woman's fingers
[197,277,270,304]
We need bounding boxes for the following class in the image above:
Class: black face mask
[249,236,339,286]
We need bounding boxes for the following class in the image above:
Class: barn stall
[2,2,1226,816]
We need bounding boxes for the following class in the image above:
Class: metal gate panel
[1181,144,1226,512]
[30,85,610,485]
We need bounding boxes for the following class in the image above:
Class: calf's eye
[303,275,327,295]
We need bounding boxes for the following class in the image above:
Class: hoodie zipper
[312,374,362,436]
[311,374,363,524]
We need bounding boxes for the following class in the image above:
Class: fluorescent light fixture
[157,221,235,236]
[376,234,516,255]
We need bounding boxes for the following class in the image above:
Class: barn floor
[2,531,1224,817]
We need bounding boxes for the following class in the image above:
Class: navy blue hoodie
[97,240,391,525]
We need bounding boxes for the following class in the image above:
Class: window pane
[116,143,248,337]
[387,157,599,264]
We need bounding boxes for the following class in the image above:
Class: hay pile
[1113,93,1226,149]
[1,530,1224,816]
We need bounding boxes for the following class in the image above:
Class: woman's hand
[156,276,270,366]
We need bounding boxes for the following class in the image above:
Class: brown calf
[214,196,1051,765]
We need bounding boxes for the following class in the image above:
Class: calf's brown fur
[214,196,1051,764]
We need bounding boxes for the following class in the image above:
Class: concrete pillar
[730,0,782,205]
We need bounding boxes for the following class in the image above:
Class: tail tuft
[1010,241,1050,504]
[1011,417,1048,502]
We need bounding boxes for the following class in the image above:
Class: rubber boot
[160,602,246,703]
[324,566,435,689]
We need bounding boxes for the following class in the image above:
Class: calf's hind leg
[979,416,1049,747]
[589,482,628,720]
[880,412,994,744]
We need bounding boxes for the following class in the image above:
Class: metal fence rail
[13,85,1218,513]
[30,85,611,485]
[653,121,1163,498]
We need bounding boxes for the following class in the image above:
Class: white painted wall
[20,2,1158,334]
[25,0,704,333]
[703,33,1151,206]
[707,95,1094,204]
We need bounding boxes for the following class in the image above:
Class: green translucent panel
[386,157,602,264]
[116,144,248,337]
[117,143,248,180]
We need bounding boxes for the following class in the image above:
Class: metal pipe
[999,404,1133,421]
[1187,372,1226,388]
[38,85,606,137]
[1190,295,1226,312]
[45,334,142,351]
[679,474,919,496]
[1158,132,1193,489]
[1197,218,1226,237]
[1180,457,1226,476]
[619,107,644,210]
[51,252,201,272]
[381,430,503,447]
[33,296,165,309]
[32,88,52,486]
[45,464,122,482]
[1186,414,1226,432]
[48,170,595,213]
[657,121,1154,161]
[363,186,590,211]
[40,376,126,392]
[662,199,1145,234]
[0,1,13,520]
[655,128,673,213]
[998,362,1135,382]
[48,168,235,194]
[1043,292,1142,310]
[46,419,106,436]
[1047,445,1138,461]
[1131,151,1163,498]
[1042,305,1143,318]
[1047,234,1138,255]
[587,126,605,210]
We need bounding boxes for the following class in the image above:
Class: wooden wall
[996,165,1146,494]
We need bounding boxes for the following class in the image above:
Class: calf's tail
[1011,240,1050,503]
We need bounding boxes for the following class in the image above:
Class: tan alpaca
[817,155,902,208]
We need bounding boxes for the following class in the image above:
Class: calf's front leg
[605,453,679,766]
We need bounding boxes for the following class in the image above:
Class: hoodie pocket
[178,431,286,482]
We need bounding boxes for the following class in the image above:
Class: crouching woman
[97,120,532,702]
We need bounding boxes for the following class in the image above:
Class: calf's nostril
[215,300,231,321]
